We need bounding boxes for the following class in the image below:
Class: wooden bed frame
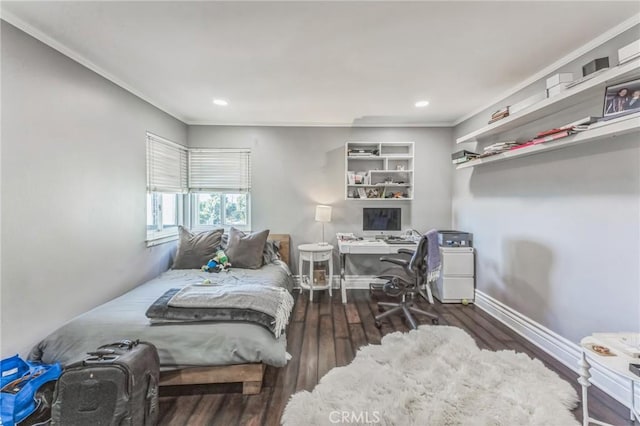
[159,233,291,395]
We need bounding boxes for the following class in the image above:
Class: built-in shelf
[345,141,414,201]
[369,170,413,173]
[347,183,411,187]
[346,197,414,201]
[456,58,640,144]
[456,114,640,169]
[347,155,413,160]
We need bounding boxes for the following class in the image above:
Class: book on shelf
[535,127,571,138]
[488,112,509,124]
[560,116,600,131]
[530,129,573,144]
[491,106,509,118]
[451,150,478,160]
[483,141,519,152]
[348,152,378,157]
[452,157,475,164]
[348,148,379,156]
[509,141,535,151]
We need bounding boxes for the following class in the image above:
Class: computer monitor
[362,208,402,237]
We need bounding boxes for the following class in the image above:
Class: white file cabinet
[433,247,475,303]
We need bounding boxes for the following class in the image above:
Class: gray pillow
[220,234,279,265]
[172,226,224,269]
[226,227,270,269]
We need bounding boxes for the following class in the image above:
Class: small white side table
[579,335,639,426]
[298,243,334,302]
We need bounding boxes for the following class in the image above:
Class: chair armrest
[380,257,409,267]
[397,249,415,256]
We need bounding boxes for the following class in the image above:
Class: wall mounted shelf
[456,114,640,169]
[345,141,414,201]
[456,58,640,144]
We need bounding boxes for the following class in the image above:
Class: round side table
[579,335,639,426]
[297,243,334,302]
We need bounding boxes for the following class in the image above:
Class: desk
[579,334,639,426]
[337,239,418,304]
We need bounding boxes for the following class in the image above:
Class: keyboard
[385,239,416,245]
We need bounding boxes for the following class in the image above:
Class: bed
[28,234,292,394]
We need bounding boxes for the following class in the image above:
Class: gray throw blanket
[169,282,294,338]
[425,229,441,282]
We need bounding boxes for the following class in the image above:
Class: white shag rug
[283,326,579,426]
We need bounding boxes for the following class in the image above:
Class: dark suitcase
[51,340,159,426]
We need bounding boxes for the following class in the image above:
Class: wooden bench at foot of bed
[160,363,266,395]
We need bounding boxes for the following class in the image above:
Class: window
[145,137,252,243]
[192,192,250,230]
[189,149,251,232]
[146,133,187,244]
[147,192,183,232]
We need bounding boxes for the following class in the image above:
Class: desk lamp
[315,205,332,245]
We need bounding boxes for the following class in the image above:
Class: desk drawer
[434,277,475,303]
[346,245,388,254]
[300,251,332,262]
[441,250,474,276]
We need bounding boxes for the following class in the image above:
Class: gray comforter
[29,262,294,369]
[146,270,294,338]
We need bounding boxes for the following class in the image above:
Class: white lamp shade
[315,205,332,223]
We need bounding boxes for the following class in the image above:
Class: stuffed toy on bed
[201,250,231,273]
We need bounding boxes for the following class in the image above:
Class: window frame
[189,191,251,233]
[146,192,185,246]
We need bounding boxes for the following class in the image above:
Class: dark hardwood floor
[158,289,630,425]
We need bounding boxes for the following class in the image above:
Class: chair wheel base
[374,320,382,329]
[377,306,385,313]
[432,318,439,325]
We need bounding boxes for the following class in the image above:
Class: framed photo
[313,269,326,285]
[603,78,640,117]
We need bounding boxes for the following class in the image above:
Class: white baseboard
[293,274,383,290]
[475,290,636,410]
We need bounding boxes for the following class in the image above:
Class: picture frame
[313,269,326,285]
[603,78,640,118]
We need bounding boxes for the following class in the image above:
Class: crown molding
[452,13,640,127]
[186,120,454,127]
[0,11,188,125]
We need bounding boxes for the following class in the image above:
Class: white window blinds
[146,133,188,193]
[188,149,251,192]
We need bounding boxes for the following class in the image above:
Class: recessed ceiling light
[415,100,429,108]
[213,99,228,106]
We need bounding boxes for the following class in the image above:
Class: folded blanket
[425,229,441,282]
[170,283,294,337]
[146,282,294,338]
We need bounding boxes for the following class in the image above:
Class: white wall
[452,26,640,343]
[188,126,453,275]
[1,21,187,357]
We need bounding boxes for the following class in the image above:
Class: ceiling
[2,1,638,126]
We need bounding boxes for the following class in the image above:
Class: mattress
[28,261,294,369]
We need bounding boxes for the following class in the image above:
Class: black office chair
[372,235,439,329]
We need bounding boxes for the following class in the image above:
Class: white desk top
[338,239,417,254]
[581,335,640,382]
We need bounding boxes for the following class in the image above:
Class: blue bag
[1,355,62,426]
